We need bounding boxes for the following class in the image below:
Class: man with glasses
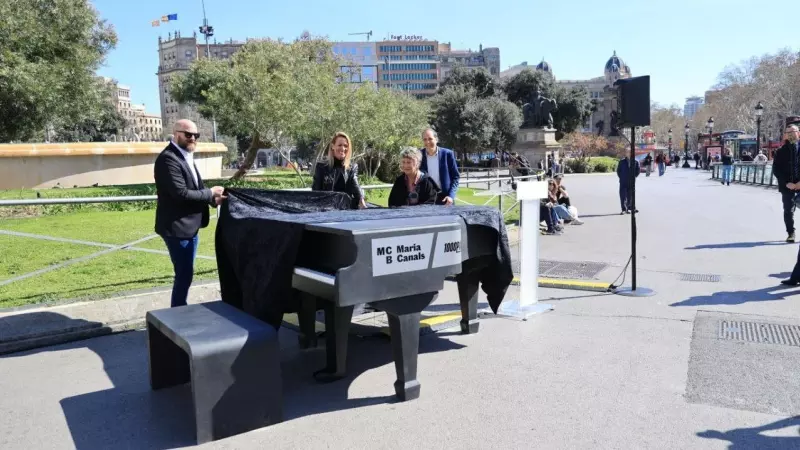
[772,120,800,243]
[154,119,227,307]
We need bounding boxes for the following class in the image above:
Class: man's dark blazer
[154,142,214,239]
[773,140,797,194]
[418,147,460,199]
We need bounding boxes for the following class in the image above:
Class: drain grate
[538,260,560,273]
[509,259,608,280]
[542,260,608,279]
[719,320,800,347]
[679,273,721,282]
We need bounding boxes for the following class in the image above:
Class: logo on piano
[443,242,460,254]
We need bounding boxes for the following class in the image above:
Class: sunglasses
[180,131,200,140]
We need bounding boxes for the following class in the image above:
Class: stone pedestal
[512,127,562,168]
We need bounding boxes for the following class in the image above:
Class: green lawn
[0,185,516,307]
[0,235,99,282]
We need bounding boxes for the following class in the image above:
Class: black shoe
[721,181,724,185]
[620,211,626,215]
[787,233,795,243]
[781,279,800,286]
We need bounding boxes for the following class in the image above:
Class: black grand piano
[216,189,513,402]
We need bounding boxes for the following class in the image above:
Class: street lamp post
[668,127,673,154]
[683,123,690,168]
[706,117,714,165]
[199,0,217,142]
[755,101,764,156]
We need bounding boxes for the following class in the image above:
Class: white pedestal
[494,181,553,320]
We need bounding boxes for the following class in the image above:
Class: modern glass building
[331,42,379,85]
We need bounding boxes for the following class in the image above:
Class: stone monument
[514,89,561,170]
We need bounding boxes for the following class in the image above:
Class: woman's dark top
[721,154,733,165]
[388,172,441,207]
[312,159,364,209]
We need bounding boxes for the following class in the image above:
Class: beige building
[438,43,500,80]
[376,38,440,98]
[501,51,632,134]
[104,78,163,141]
[157,31,244,137]
[376,36,501,98]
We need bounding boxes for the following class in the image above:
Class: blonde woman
[312,132,367,209]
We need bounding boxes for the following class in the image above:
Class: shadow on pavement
[685,241,791,250]
[579,213,628,218]
[1,317,466,449]
[670,285,800,307]
[697,416,800,449]
[769,272,792,279]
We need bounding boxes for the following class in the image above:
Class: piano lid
[305,215,463,236]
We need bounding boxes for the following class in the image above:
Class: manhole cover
[679,273,721,282]
[719,320,800,347]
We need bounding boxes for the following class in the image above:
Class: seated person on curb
[554,174,571,208]
[312,131,367,209]
[388,148,441,207]
[546,179,583,225]
[540,201,561,235]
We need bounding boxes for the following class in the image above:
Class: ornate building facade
[501,51,633,135]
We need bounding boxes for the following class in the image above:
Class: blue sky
[94,0,793,115]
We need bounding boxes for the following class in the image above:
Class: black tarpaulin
[215,188,514,329]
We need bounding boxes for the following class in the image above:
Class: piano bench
[146,301,283,444]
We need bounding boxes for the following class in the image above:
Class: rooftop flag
[151,20,160,27]
[167,14,178,20]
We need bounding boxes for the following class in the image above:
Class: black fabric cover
[215,188,514,329]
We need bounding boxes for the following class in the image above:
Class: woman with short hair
[312,132,367,209]
[388,148,441,207]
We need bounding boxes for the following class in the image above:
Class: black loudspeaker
[614,75,650,127]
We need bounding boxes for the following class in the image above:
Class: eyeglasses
[180,131,200,140]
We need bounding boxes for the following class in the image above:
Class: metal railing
[710,162,774,187]
[0,174,540,216]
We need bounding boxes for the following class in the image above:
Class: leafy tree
[502,69,591,136]
[171,37,427,181]
[429,86,493,162]
[503,69,555,106]
[0,0,117,142]
[52,77,127,142]
[485,96,522,154]
[551,85,593,139]
[438,66,499,99]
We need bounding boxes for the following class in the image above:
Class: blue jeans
[162,235,199,307]
[722,165,732,184]
[619,184,630,211]
[658,162,665,176]
[552,204,572,221]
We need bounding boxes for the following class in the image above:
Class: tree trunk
[277,149,308,186]
[230,132,265,180]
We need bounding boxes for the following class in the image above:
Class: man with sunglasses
[154,119,226,307]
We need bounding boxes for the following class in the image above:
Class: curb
[0,318,144,356]
[533,277,611,292]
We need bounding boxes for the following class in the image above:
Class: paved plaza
[3,168,800,449]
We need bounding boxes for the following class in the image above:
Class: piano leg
[379,292,437,401]
[297,293,319,350]
[313,304,354,382]
[456,275,480,334]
